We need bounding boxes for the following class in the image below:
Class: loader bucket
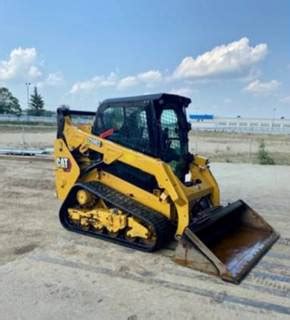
[174,200,279,283]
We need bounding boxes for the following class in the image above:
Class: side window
[123,107,151,153]
[102,106,124,130]
[160,109,181,157]
[139,111,149,140]
[97,105,152,155]
[160,108,187,180]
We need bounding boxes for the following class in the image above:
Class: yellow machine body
[55,118,220,237]
[54,94,279,283]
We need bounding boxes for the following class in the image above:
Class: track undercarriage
[60,182,174,252]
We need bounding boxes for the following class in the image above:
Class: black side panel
[100,161,158,193]
[56,106,69,139]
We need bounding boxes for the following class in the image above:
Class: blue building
[189,114,214,121]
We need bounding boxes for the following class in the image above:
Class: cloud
[117,76,138,89]
[28,65,42,78]
[137,70,162,83]
[244,79,280,94]
[173,37,267,79]
[69,37,269,95]
[70,70,162,93]
[117,70,162,89]
[0,47,42,81]
[70,72,118,94]
[70,78,98,94]
[37,72,64,88]
[98,72,118,87]
[169,87,195,97]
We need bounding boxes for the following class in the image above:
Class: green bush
[257,140,275,165]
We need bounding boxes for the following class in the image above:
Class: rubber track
[59,181,174,252]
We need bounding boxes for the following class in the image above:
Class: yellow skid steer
[54,93,279,283]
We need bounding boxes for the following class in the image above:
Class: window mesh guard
[99,105,152,155]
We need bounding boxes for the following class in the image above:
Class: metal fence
[0,114,56,124]
[191,117,290,135]
[2,113,290,135]
[0,113,95,125]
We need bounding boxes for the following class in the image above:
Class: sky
[0,0,289,118]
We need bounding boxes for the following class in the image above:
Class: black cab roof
[100,93,191,108]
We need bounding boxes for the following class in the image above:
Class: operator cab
[93,93,192,181]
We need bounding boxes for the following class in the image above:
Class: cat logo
[56,157,71,171]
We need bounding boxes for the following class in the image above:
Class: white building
[190,116,290,134]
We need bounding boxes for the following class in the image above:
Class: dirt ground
[189,131,290,165]
[0,158,290,320]
[1,126,289,165]
[0,125,55,149]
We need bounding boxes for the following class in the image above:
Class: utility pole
[25,82,31,109]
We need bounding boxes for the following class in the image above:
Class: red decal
[100,128,114,139]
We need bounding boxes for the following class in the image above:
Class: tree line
[0,86,49,116]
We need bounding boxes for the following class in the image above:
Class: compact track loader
[54,93,279,283]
